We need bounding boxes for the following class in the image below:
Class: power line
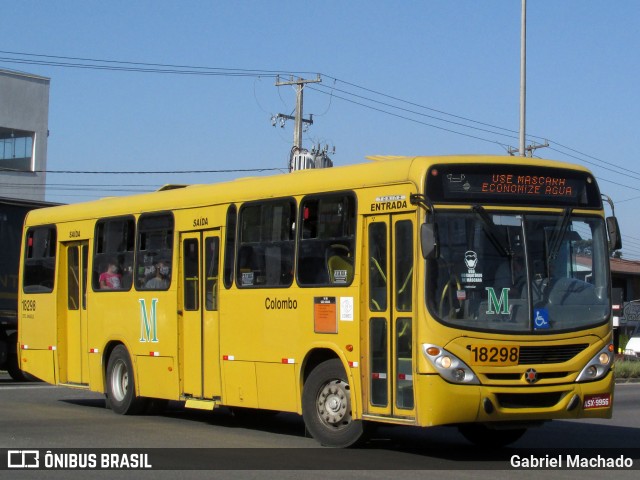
[0,184,154,193]
[551,141,640,178]
[3,50,639,183]
[322,74,520,136]
[0,167,283,175]
[308,87,512,150]
[0,50,528,142]
[547,146,640,183]
[0,50,316,78]
[3,51,639,233]
[617,195,640,204]
[594,177,640,193]
[0,50,534,151]
[310,84,521,141]
[0,182,163,187]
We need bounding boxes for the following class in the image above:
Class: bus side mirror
[606,216,622,252]
[420,222,439,259]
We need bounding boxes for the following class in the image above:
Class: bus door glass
[180,230,221,400]
[63,241,89,385]
[364,213,415,417]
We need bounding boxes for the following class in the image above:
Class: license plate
[583,393,611,409]
[468,344,519,366]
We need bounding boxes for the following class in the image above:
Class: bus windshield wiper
[472,205,512,258]
[548,207,573,261]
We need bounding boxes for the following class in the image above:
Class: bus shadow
[169,406,310,439]
[62,397,108,409]
[60,397,640,459]
[0,372,42,384]
[60,397,310,439]
[364,420,640,455]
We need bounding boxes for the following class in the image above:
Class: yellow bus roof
[25,154,591,225]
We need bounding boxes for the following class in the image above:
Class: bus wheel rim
[317,379,350,428]
[111,360,128,402]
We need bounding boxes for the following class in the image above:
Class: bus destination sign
[481,174,573,196]
[426,164,601,208]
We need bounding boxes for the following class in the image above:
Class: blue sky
[2,1,640,259]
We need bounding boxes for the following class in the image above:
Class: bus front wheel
[302,359,364,447]
[106,345,148,415]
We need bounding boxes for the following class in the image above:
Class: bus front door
[179,231,221,400]
[363,214,416,418]
[61,241,89,385]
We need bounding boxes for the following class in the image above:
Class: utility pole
[508,140,550,157]
[274,75,322,168]
[274,75,330,172]
[519,0,526,157]
[509,0,548,158]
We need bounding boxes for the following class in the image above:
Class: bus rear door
[60,241,89,385]
[179,230,221,400]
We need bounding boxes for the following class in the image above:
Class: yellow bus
[17,155,620,447]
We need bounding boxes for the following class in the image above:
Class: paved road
[1,373,639,479]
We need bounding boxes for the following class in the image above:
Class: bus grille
[518,344,588,365]
[485,371,570,381]
[496,392,565,409]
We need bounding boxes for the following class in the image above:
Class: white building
[0,69,50,201]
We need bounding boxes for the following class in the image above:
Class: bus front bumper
[414,371,614,427]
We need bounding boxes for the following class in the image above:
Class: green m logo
[485,287,510,315]
[139,298,159,343]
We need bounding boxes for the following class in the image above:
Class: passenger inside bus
[145,260,170,289]
[99,259,122,289]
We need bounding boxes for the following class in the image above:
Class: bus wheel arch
[6,332,36,381]
[302,348,340,384]
[301,348,360,413]
[104,343,148,415]
[301,356,365,447]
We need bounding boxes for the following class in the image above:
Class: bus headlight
[576,344,614,383]
[422,344,480,385]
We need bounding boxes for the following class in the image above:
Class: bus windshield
[426,210,610,333]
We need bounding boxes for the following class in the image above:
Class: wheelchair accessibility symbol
[534,308,550,330]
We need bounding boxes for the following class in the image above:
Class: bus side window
[223,205,236,289]
[236,199,296,288]
[23,226,57,293]
[297,193,356,286]
[135,213,174,291]
[92,217,135,291]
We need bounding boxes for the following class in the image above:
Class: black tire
[302,358,364,447]
[106,345,148,415]
[458,424,527,447]
[7,353,33,381]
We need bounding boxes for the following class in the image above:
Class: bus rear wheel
[106,345,148,415]
[302,359,364,447]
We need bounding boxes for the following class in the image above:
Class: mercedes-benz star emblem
[524,368,538,384]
